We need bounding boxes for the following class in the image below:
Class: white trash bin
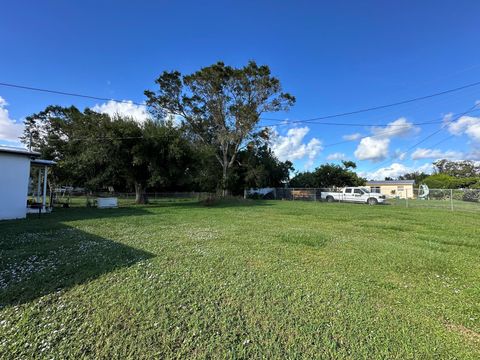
[97,197,118,208]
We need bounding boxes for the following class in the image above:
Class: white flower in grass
[242,339,251,346]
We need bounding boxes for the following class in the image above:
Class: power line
[1,79,480,127]
[0,82,145,106]
[16,105,480,144]
[264,119,446,127]
[319,107,480,149]
[261,80,480,123]
[0,81,419,128]
[366,103,479,174]
[427,134,456,148]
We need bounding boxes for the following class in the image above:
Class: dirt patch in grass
[445,323,480,343]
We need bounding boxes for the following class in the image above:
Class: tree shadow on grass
[0,207,155,307]
[150,198,275,209]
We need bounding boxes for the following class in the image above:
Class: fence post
[450,189,453,211]
[405,190,408,208]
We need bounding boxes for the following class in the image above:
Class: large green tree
[22,106,195,203]
[145,61,295,195]
[290,161,365,188]
[398,171,430,185]
[433,159,480,178]
[228,141,293,194]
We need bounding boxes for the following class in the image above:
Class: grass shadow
[0,208,155,307]
[144,198,275,209]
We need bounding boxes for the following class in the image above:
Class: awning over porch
[28,159,56,214]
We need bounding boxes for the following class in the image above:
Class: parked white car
[321,187,386,205]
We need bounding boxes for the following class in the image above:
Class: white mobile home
[0,146,54,220]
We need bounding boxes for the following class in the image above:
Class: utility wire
[1,79,480,126]
[366,103,479,174]
[0,82,145,106]
[320,107,480,149]
[266,120,446,127]
[261,80,480,123]
[427,134,456,149]
[22,106,479,144]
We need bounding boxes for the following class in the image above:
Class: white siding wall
[0,153,31,220]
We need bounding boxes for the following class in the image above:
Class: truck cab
[344,187,370,203]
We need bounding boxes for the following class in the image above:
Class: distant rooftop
[366,180,415,185]
[0,145,40,157]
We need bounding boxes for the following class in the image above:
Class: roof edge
[0,146,40,157]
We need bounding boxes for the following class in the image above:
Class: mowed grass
[1,200,479,359]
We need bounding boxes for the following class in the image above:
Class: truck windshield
[360,187,370,193]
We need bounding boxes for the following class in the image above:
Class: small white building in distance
[0,146,54,220]
[366,180,415,199]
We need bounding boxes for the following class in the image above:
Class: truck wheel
[326,196,334,203]
[367,198,378,205]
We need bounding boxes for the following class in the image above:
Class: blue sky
[1,1,480,179]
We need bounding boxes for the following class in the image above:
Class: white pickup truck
[321,187,386,205]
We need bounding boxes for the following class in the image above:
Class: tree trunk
[221,162,228,197]
[135,182,148,204]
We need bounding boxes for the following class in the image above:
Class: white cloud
[270,126,323,169]
[91,100,150,123]
[326,152,346,161]
[467,147,480,160]
[360,162,433,181]
[411,148,464,160]
[353,117,419,162]
[342,132,362,141]
[0,96,24,145]
[371,117,420,138]
[447,115,480,142]
[354,137,390,162]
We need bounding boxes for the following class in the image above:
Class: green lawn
[1,200,479,358]
[387,197,480,212]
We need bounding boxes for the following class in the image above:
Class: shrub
[423,174,455,189]
[200,194,219,206]
[452,190,464,201]
[429,189,449,200]
[462,189,480,203]
[263,191,275,200]
[246,190,275,200]
[423,174,480,189]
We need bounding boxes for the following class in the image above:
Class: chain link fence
[245,188,337,201]
[36,186,480,212]
[388,188,480,212]
[245,187,480,212]
[48,190,213,208]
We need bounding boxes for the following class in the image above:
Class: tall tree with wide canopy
[22,106,195,203]
[145,61,295,195]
